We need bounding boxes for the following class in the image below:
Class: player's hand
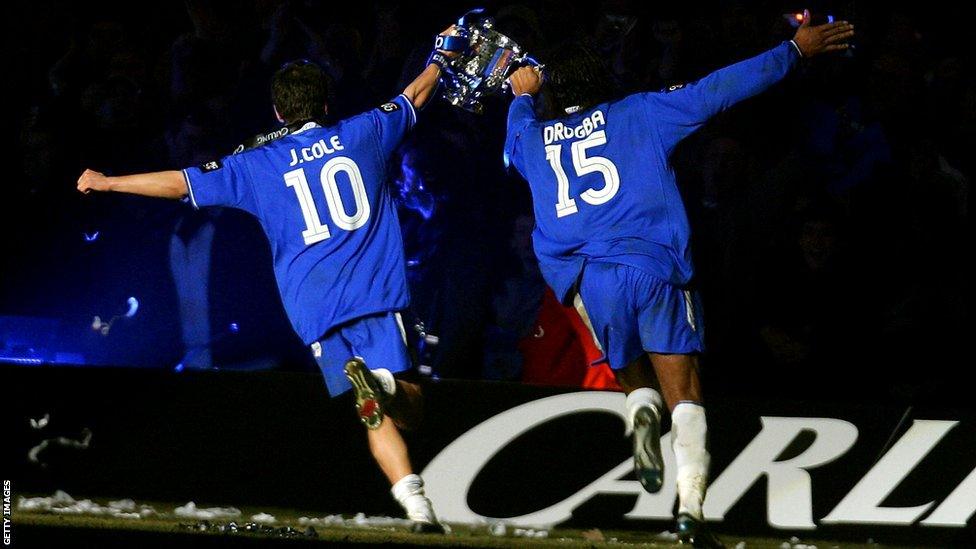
[437,25,461,59]
[792,9,854,57]
[77,169,111,194]
[509,66,543,96]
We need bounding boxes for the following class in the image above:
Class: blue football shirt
[183,94,416,344]
[505,41,800,302]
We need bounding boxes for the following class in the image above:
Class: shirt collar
[292,121,322,135]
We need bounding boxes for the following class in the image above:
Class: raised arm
[77,169,188,200]
[503,66,544,173]
[401,25,460,110]
[401,64,443,111]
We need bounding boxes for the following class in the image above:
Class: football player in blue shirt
[77,50,449,532]
[504,11,853,546]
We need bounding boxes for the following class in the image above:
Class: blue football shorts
[574,261,705,370]
[311,311,411,396]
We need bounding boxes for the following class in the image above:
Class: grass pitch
[11,495,921,549]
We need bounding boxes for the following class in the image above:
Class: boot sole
[345,358,384,430]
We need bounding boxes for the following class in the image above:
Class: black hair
[271,60,330,124]
[538,42,619,121]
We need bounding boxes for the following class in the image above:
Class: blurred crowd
[3,1,971,404]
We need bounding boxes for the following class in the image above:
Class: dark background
[1,1,971,406]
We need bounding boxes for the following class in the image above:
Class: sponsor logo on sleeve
[664,83,686,93]
[379,102,400,114]
[200,160,222,172]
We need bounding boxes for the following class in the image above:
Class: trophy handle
[457,8,487,27]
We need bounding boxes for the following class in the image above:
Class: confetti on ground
[251,512,277,524]
[17,491,157,519]
[174,501,242,521]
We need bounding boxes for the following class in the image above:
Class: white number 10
[544,130,620,218]
[284,157,371,245]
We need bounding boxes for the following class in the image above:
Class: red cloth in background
[519,288,622,391]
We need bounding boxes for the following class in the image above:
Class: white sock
[671,402,709,520]
[391,474,437,524]
[624,387,664,434]
[371,368,397,396]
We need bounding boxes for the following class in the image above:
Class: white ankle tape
[391,474,437,523]
[391,473,423,501]
[624,387,664,432]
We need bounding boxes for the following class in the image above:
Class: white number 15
[544,130,620,218]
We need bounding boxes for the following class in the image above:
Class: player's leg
[345,367,424,432]
[365,409,413,483]
[648,353,709,521]
[339,313,443,532]
[657,368,721,549]
[374,369,425,432]
[361,410,440,532]
[648,351,703,406]
[575,263,667,493]
[637,284,721,548]
[343,313,422,429]
[613,356,667,493]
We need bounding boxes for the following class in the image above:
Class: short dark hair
[538,43,619,121]
[271,60,329,124]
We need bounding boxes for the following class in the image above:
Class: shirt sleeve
[182,152,257,213]
[365,94,417,157]
[638,40,800,153]
[504,94,536,174]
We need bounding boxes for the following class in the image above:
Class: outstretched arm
[77,169,188,200]
[649,10,854,151]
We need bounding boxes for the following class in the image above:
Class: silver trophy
[437,12,534,114]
